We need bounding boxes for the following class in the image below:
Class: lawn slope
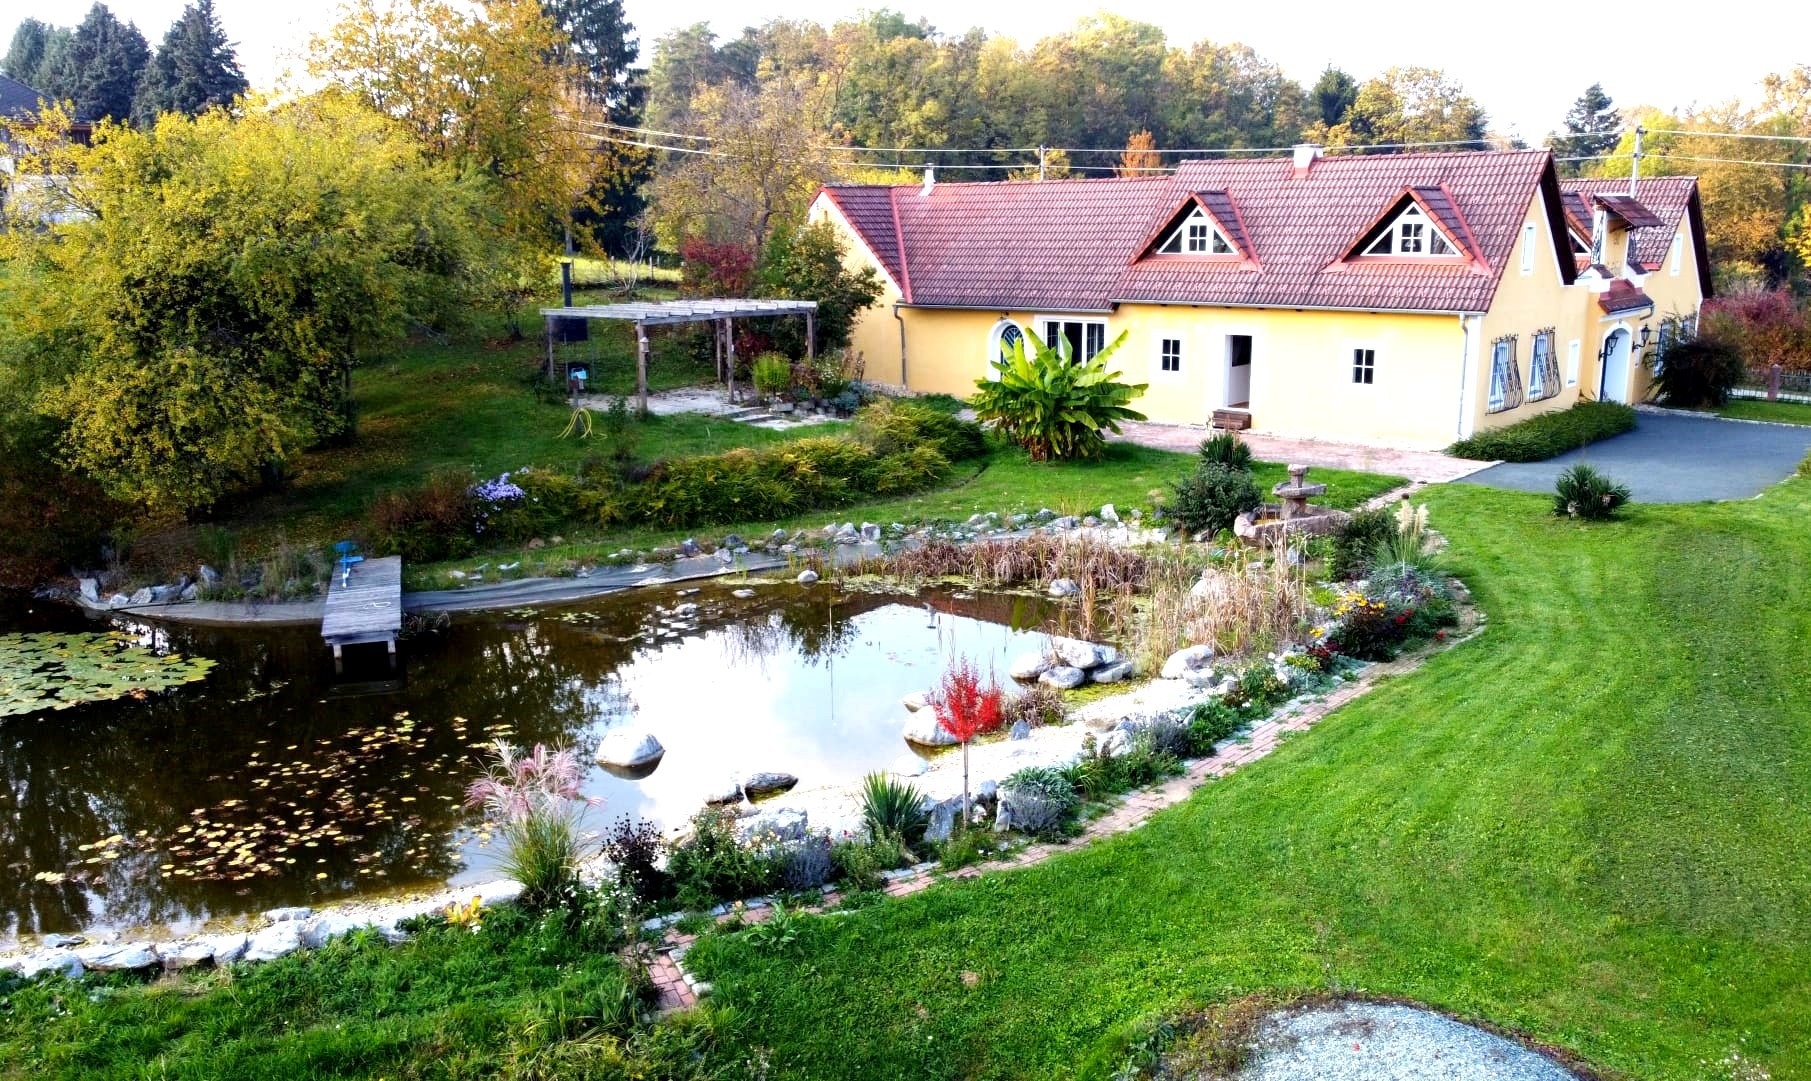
[684,482,1811,1080]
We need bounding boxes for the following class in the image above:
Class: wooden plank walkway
[321,555,402,660]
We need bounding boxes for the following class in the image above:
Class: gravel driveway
[1235,1002,1580,1081]
[1460,411,1811,503]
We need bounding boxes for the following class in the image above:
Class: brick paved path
[1113,421,1490,484]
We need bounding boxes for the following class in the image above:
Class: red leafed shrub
[679,238,756,298]
[1702,287,1811,372]
[933,657,1005,742]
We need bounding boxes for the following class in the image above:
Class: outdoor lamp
[1638,325,1652,349]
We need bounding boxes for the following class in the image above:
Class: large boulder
[1049,637,1110,670]
[301,913,366,949]
[157,940,218,971]
[199,933,249,965]
[922,796,964,843]
[128,587,154,606]
[1039,665,1087,690]
[1160,644,1216,680]
[743,771,799,799]
[1091,660,1136,684]
[77,942,158,972]
[904,712,958,748]
[1008,652,1050,681]
[243,921,304,963]
[78,577,100,603]
[736,807,807,843]
[596,730,665,771]
[1048,578,1081,598]
[901,690,930,712]
[10,950,84,980]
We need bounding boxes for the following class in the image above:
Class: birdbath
[1272,464,1327,521]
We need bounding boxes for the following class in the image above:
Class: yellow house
[809,147,1710,451]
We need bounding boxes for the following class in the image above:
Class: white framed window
[1362,202,1460,258]
[1528,329,1560,401]
[1487,335,1524,413]
[1520,221,1537,276]
[1670,232,1684,276]
[1351,347,1376,385]
[1566,339,1581,386]
[1158,337,1182,374]
[1042,319,1108,362]
[1156,207,1235,255]
[988,320,1025,374]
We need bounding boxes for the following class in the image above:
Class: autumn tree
[307,0,603,255]
[540,0,651,252]
[932,657,1004,827]
[647,71,835,252]
[1118,129,1160,176]
[0,98,503,513]
[129,0,248,125]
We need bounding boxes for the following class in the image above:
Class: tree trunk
[960,740,970,831]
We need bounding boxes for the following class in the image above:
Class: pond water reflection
[0,583,1063,944]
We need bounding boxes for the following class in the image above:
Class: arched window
[988,320,1025,374]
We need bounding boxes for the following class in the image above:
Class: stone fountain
[1233,463,1350,545]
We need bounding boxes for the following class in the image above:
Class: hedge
[1448,401,1636,462]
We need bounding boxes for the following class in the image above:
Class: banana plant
[971,328,1147,461]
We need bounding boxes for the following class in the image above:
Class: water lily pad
[0,631,217,717]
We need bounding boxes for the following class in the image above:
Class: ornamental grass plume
[464,741,598,910]
[932,656,1004,827]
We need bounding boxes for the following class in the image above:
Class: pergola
[540,299,819,412]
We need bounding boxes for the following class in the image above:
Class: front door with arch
[1600,328,1632,403]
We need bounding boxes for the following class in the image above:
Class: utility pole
[1037,146,1047,182]
[1629,126,1644,198]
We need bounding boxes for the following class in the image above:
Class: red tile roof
[822,150,1569,314]
[1592,193,1667,229]
[1598,280,1656,314]
[1561,177,1708,295]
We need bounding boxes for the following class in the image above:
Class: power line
[1646,127,1811,145]
[1650,152,1811,170]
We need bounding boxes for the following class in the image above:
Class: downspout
[1455,314,1480,440]
[893,301,908,385]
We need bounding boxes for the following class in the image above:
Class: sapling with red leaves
[932,656,1005,829]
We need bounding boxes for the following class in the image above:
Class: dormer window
[1362,204,1459,257]
[1158,208,1236,255]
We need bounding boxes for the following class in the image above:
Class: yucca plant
[465,741,599,911]
[859,772,928,841]
[1553,464,1632,520]
[971,329,1147,461]
[1197,430,1254,471]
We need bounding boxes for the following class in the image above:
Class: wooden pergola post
[544,313,556,382]
[635,322,650,415]
[725,318,738,404]
[805,311,816,362]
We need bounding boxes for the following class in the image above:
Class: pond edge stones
[1011,636,1124,689]
[596,730,665,771]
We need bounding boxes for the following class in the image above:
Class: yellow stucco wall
[808,195,907,386]
[890,304,1467,449]
[1473,190,1593,433]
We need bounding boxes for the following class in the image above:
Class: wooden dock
[321,555,402,666]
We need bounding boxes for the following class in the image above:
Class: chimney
[920,167,935,196]
[1291,143,1321,178]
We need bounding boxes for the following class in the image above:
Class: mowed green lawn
[681,481,1811,1080]
[1719,398,1811,426]
[7,484,1809,1078]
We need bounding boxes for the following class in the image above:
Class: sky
[2,0,1799,143]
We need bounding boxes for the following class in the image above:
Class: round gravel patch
[1236,1001,1580,1081]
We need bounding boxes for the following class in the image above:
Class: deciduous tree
[1118,129,1159,176]
[0,98,503,513]
[1305,67,1486,151]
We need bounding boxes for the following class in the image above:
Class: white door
[1224,335,1253,408]
[1600,329,1631,403]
